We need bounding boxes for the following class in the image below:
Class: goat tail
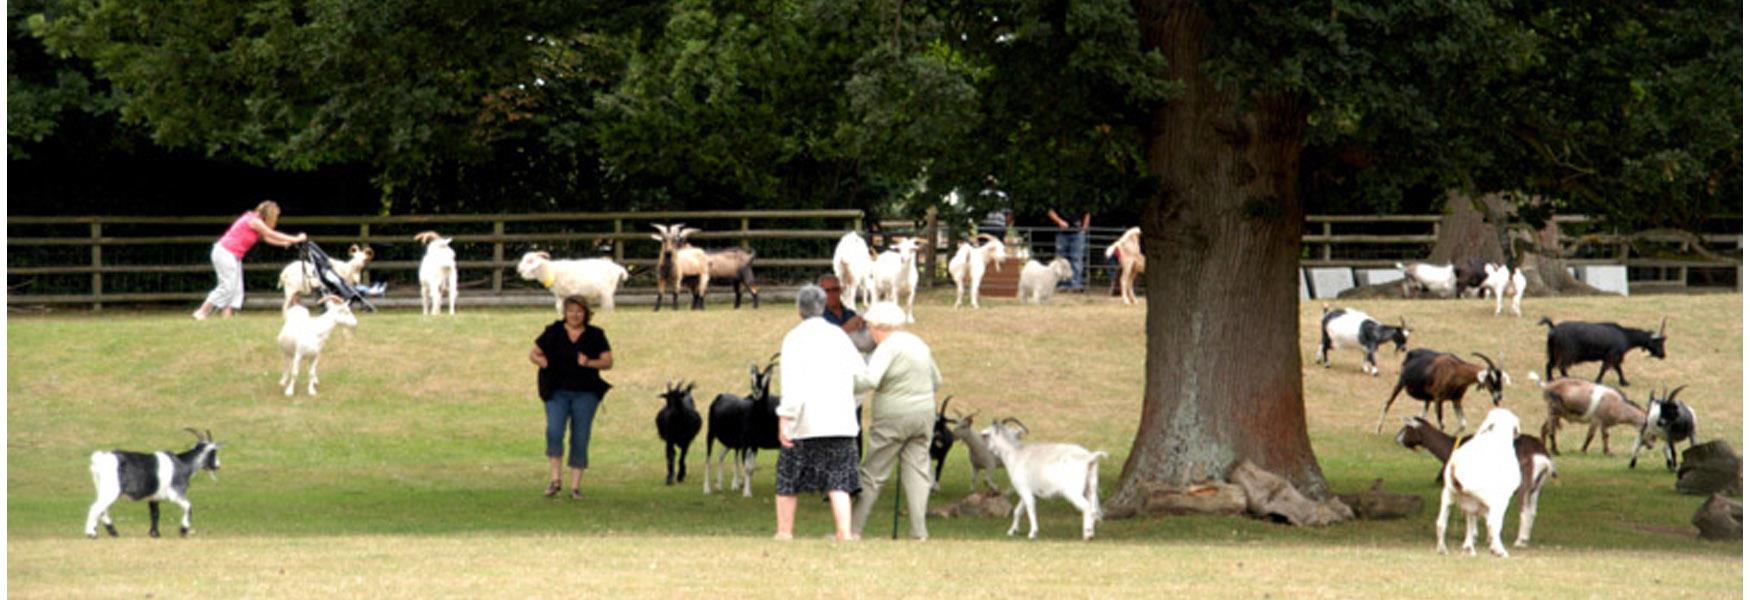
[1089,450,1110,464]
[1536,316,1555,328]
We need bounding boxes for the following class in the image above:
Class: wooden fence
[6,211,1739,309]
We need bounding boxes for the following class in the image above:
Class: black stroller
[294,240,383,311]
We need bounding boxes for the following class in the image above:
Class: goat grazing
[1436,408,1526,557]
[697,247,761,309]
[1016,257,1074,305]
[929,396,957,490]
[415,231,458,315]
[656,380,704,485]
[278,244,373,309]
[516,251,629,313]
[1376,349,1508,433]
[277,295,359,396]
[85,429,221,539]
[1630,386,1699,471]
[1539,317,1668,386]
[1527,372,1646,455]
[1480,263,1527,316]
[1105,227,1145,306]
[703,357,782,497]
[1396,416,1555,548]
[651,223,710,311]
[832,231,877,311]
[981,418,1108,540]
[949,235,1006,309]
[871,238,922,323]
[1397,262,1459,298]
[1315,307,1410,376]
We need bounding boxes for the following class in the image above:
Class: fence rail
[7,210,1739,309]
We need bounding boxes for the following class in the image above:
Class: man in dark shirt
[818,275,874,353]
[1049,207,1091,291]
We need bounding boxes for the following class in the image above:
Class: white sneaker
[191,310,207,321]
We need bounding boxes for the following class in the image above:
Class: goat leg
[665,443,677,486]
[149,501,161,538]
[677,442,689,483]
[1375,383,1408,434]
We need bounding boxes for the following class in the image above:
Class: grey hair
[796,284,827,319]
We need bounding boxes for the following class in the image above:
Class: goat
[651,223,710,311]
[278,244,373,309]
[516,251,629,313]
[1630,386,1699,471]
[655,380,703,485]
[277,295,359,396]
[1436,408,1526,557]
[870,237,922,323]
[1396,262,1458,298]
[1376,349,1508,434]
[1396,416,1556,548]
[1539,317,1668,386]
[1016,257,1074,305]
[832,231,877,311]
[1105,227,1145,305]
[1452,258,1490,298]
[949,235,1007,309]
[950,410,1003,493]
[414,231,458,315]
[1480,263,1527,317]
[929,396,957,491]
[1527,372,1646,455]
[703,357,781,497]
[85,429,221,539]
[1315,306,1410,376]
[980,418,1107,540]
[693,247,760,309]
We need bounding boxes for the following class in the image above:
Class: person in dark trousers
[1048,208,1090,291]
[529,295,614,500]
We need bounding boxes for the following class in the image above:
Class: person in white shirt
[773,285,867,541]
[849,301,943,540]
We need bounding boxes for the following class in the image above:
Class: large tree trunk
[1109,0,1328,515]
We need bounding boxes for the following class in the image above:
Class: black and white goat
[1539,317,1668,386]
[85,429,221,539]
[656,380,703,485]
[929,396,957,490]
[1629,385,1699,471]
[1315,307,1410,376]
[1376,349,1508,434]
[703,356,782,497]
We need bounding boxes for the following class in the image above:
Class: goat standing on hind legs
[1436,409,1525,558]
[1105,227,1145,305]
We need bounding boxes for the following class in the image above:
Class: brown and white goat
[1527,372,1647,456]
[699,248,760,309]
[650,223,710,311]
[278,244,374,309]
[1375,349,1508,434]
[1104,227,1145,306]
[1396,415,1555,548]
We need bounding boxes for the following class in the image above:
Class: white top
[777,318,867,439]
[859,331,942,420]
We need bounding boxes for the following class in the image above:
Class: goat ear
[349,243,361,254]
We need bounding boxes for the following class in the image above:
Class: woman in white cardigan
[773,285,868,541]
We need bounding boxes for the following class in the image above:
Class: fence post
[1322,221,1332,261]
[613,219,624,265]
[358,223,370,284]
[741,217,751,250]
[492,220,505,294]
[90,222,103,311]
[923,206,938,287]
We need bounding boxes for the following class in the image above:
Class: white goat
[1480,263,1527,316]
[870,237,922,323]
[949,234,1006,309]
[1397,262,1458,298]
[415,231,458,315]
[832,232,876,311]
[516,251,629,314]
[277,244,374,309]
[277,295,359,397]
[1105,227,1145,305]
[1016,258,1073,305]
[1436,407,1524,558]
[980,418,1107,540]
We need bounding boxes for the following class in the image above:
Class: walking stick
[890,462,902,540]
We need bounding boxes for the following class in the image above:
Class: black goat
[1376,349,1507,434]
[656,380,703,485]
[703,355,781,497]
[929,396,957,490]
[1539,317,1667,386]
[84,429,221,539]
[1453,258,1490,298]
[1629,385,1699,471]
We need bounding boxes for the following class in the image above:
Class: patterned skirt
[774,436,861,495]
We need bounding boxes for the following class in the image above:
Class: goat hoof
[1513,540,1529,548]
[180,528,190,537]
[149,530,160,538]
[86,532,97,539]
[105,525,118,537]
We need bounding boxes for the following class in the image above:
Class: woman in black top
[529,295,614,499]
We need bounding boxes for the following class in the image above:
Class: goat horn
[206,429,214,443]
[1470,352,1499,373]
[939,395,954,416]
[1001,417,1029,433]
[651,223,668,234]
[1667,385,1687,403]
[1657,316,1668,337]
[184,428,206,443]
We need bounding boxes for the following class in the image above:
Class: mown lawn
[7,289,1742,597]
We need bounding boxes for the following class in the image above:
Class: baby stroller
[294,240,383,312]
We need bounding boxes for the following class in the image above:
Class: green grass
[8,290,1742,596]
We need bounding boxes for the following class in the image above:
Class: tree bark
[1109,0,1328,515]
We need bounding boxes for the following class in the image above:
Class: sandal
[543,480,562,497]
[569,488,583,500]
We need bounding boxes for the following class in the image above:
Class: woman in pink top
[192,200,307,320]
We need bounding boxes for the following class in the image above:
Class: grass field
[7,289,1743,597]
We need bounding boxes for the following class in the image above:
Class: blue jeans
[1055,228,1088,289]
[545,389,601,469]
